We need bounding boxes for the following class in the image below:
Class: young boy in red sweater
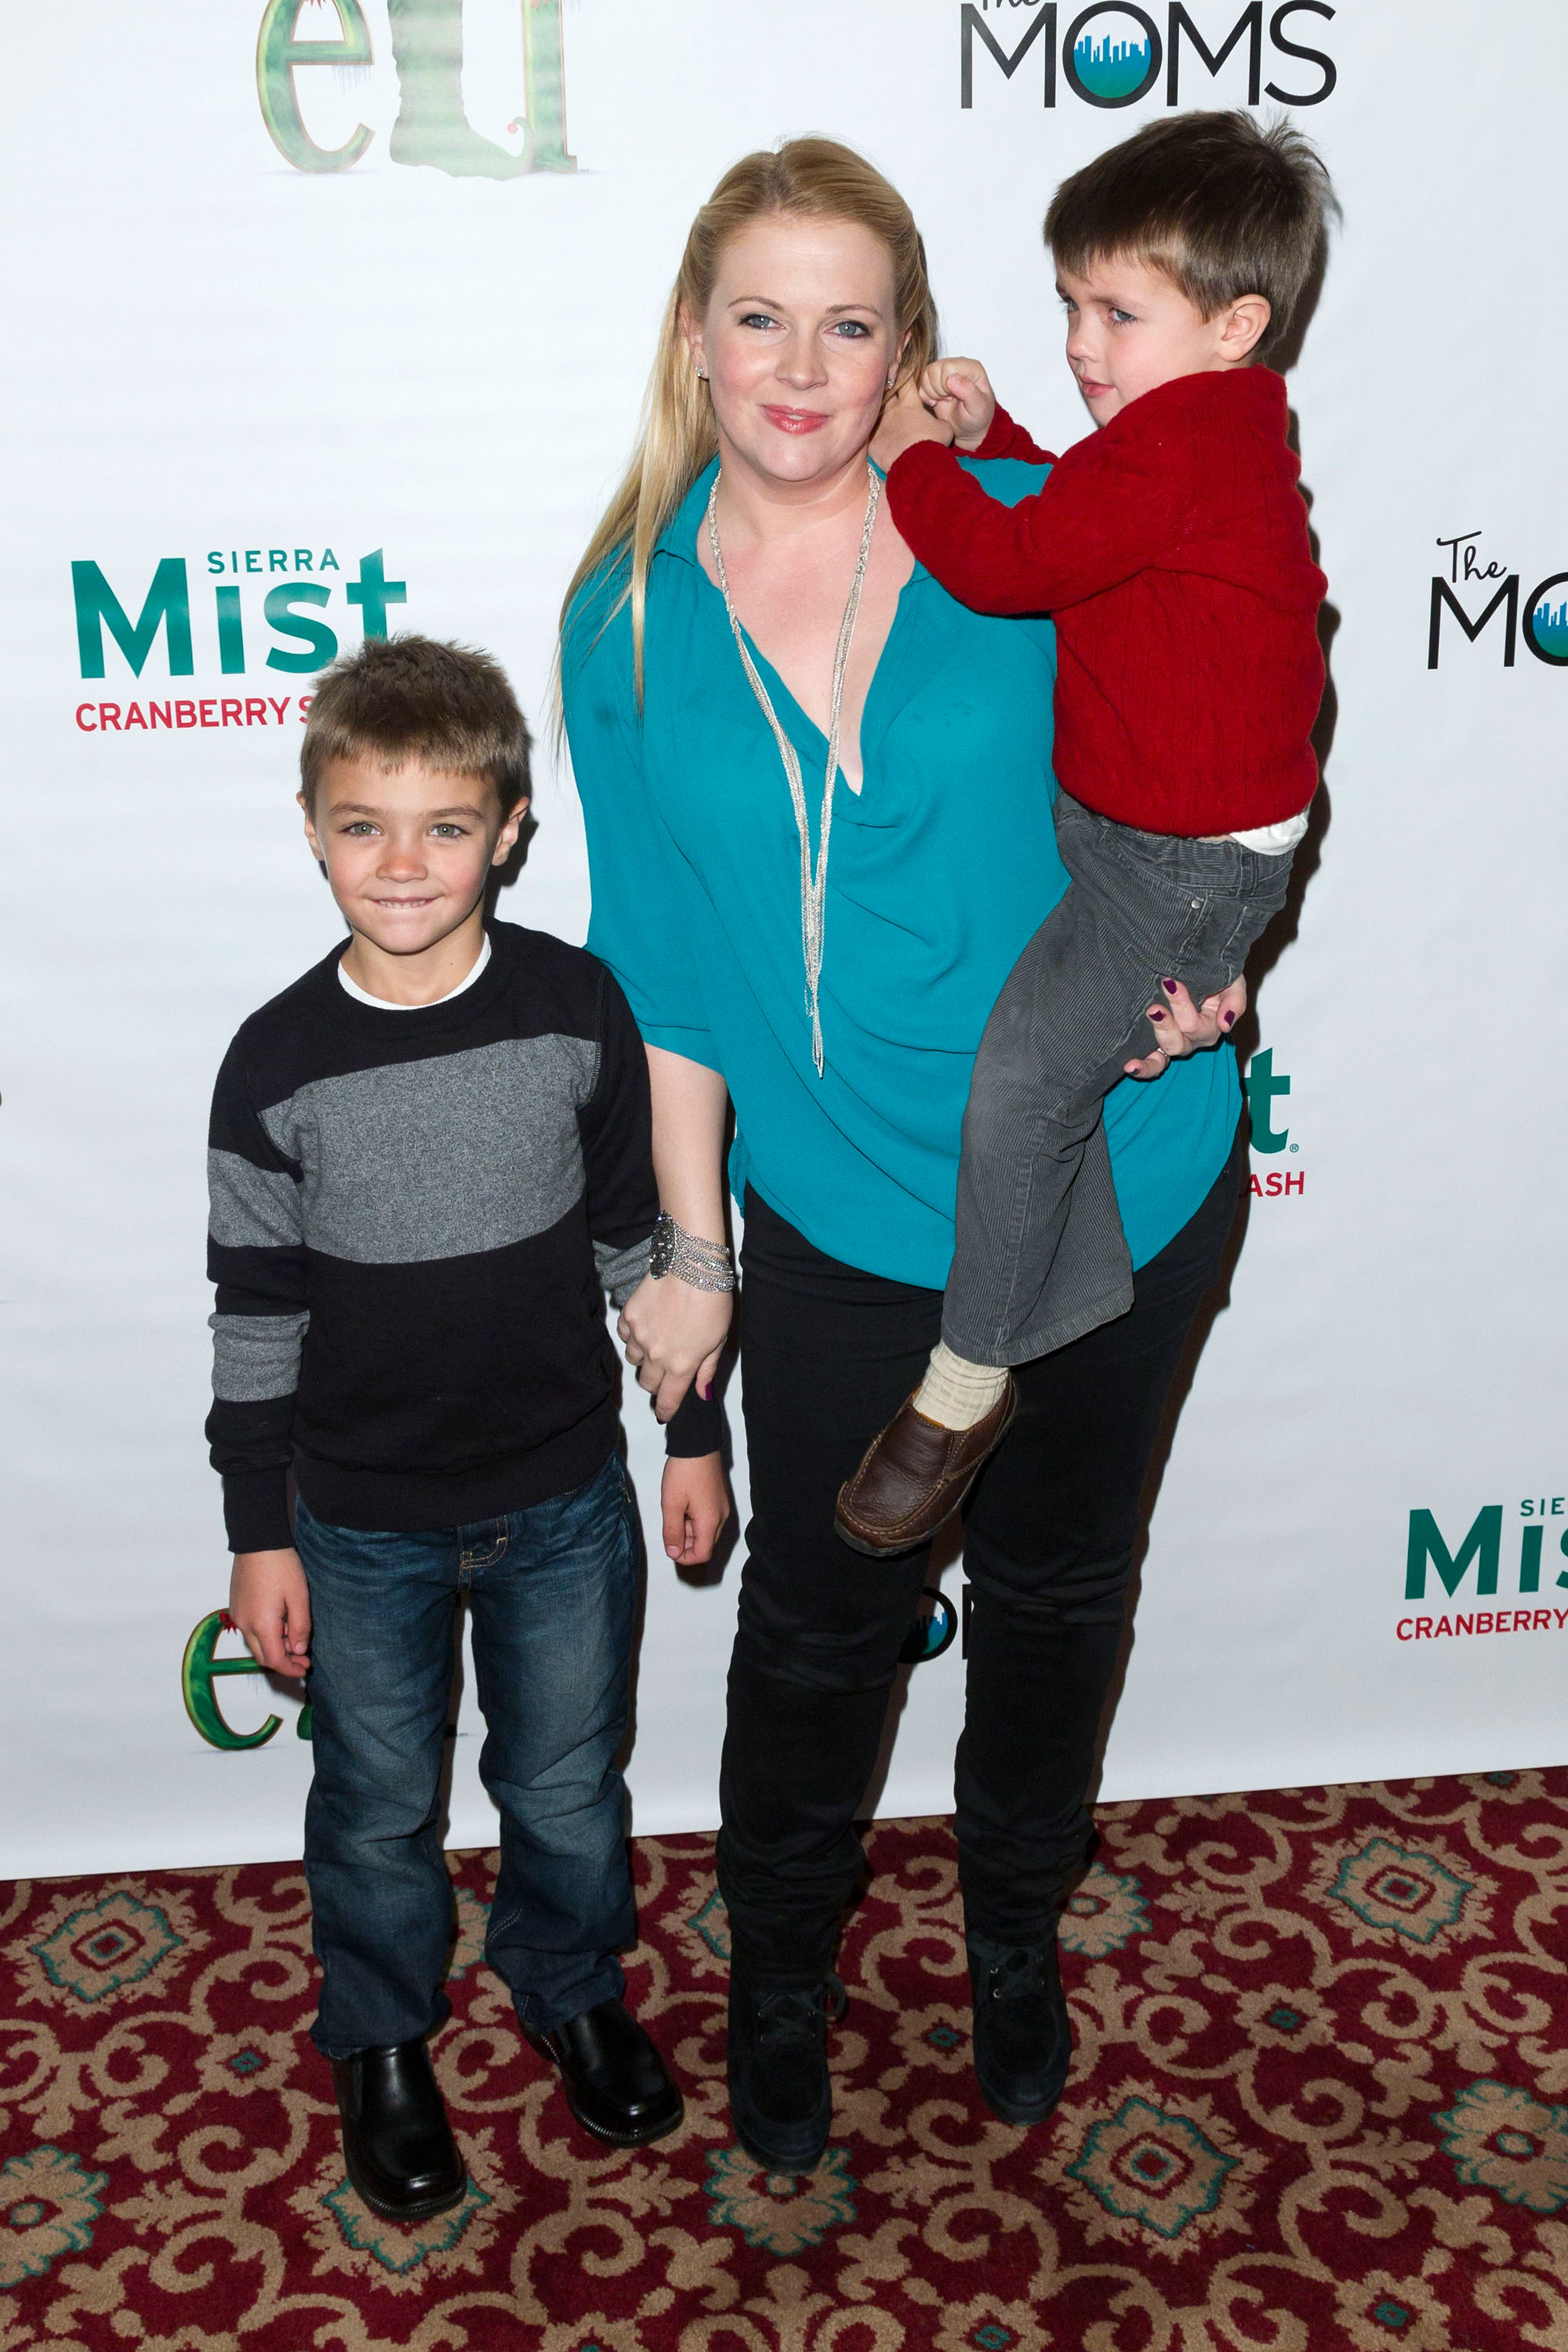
[837,111,1331,1555]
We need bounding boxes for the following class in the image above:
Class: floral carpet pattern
[5,1771,1568,2349]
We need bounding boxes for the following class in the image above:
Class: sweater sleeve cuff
[223,1469,294,1555]
[973,404,1019,460]
[664,1382,723,1458]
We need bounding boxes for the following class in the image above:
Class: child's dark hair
[1045,111,1333,360]
[301,635,532,814]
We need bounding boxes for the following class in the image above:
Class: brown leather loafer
[834,1381,1017,1557]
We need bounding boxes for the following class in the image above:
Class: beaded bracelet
[648,1210,736,1293]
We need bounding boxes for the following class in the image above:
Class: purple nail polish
[1148,1006,1166,1022]
[701,1382,713,1401]
[1162,977,1178,995]
[1222,1010,1236,1029]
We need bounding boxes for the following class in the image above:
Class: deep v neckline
[695,553,916,801]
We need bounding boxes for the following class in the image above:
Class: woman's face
[686,214,905,491]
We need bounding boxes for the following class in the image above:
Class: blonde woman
[561,140,1246,2172]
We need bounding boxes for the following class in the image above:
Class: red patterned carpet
[5,1773,1568,2350]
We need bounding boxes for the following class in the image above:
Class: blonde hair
[560,137,939,706]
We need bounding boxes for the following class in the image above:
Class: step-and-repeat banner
[4,2,1564,1876]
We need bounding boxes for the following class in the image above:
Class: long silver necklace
[706,463,880,1078]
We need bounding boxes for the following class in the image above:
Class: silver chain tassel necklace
[706,463,880,1078]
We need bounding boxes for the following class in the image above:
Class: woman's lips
[761,405,829,434]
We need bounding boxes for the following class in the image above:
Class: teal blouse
[564,457,1240,1290]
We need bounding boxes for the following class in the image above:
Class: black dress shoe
[967,1930,1073,2125]
[329,2039,466,2220]
[727,1974,846,2175]
[535,1998,684,2147]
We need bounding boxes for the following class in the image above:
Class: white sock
[914,1341,1010,1431]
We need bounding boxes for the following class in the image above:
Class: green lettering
[72,558,192,680]
[256,0,374,175]
[345,549,407,639]
[521,0,576,170]
[1406,1505,1502,1601]
[265,583,338,673]
[181,1612,281,1750]
[1244,1047,1290,1153]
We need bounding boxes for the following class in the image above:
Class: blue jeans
[295,1453,638,2056]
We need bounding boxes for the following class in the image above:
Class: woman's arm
[618,1047,733,1421]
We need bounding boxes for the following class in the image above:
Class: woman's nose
[777,332,826,389]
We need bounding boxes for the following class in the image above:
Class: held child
[209,636,730,2219]
[839,111,1331,1554]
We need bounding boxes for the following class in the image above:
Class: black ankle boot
[966,1930,1073,2125]
[534,1997,684,2146]
[727,1974,846,2174]
[330,2039,466,2220]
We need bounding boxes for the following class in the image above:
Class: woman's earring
[695,365,708,380]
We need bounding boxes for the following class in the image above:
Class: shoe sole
[534,2041,685,2147]
[834,1396,1018,1558]
[341,2144,468,2222]
[974,2056,1071,2129]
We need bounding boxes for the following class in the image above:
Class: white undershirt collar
[337,933,492,1011]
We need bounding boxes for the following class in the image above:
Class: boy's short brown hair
[1045,110,1333,359]
[301,635,532,815]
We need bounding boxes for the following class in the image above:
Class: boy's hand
[229,1548,312,1679]
[661,1453,731,1567]
[918,358,997,452]
[871,377,955,472]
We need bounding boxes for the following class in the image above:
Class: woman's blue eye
[739,312,777,331]
[833,320,870,338]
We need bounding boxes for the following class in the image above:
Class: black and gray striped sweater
[206,920,719,1552]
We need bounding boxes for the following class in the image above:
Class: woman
[561,140,1247,2174]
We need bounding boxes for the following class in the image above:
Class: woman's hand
[661,1452,731,1566]
[871,377,955,473]
[1123,974,1247,1080]
[619,1272,732,1423]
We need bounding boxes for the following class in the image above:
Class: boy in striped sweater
[209,635,728,2219]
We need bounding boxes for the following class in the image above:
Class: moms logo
[1427,532,1568,670]
[257,0,573,177]
[960,2,1336,112]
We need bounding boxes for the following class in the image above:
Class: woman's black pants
[716,1122,1245,1984]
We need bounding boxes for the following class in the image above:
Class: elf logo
[1427,533,1568,670]
[257,0,573,178]
[960,2,1337,112]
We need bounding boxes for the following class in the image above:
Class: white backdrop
[4,2,1566,1879]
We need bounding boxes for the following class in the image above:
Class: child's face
[300,755,525,960]
[1055,256,1269,427]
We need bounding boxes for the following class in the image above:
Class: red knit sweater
[885,368,1326,835]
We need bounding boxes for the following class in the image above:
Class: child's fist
[918,359,997,451]
[661,1453,731,1568]
[870,376,954,473]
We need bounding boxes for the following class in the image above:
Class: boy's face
[300,755,525,960]
[1055,256,1269,427]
